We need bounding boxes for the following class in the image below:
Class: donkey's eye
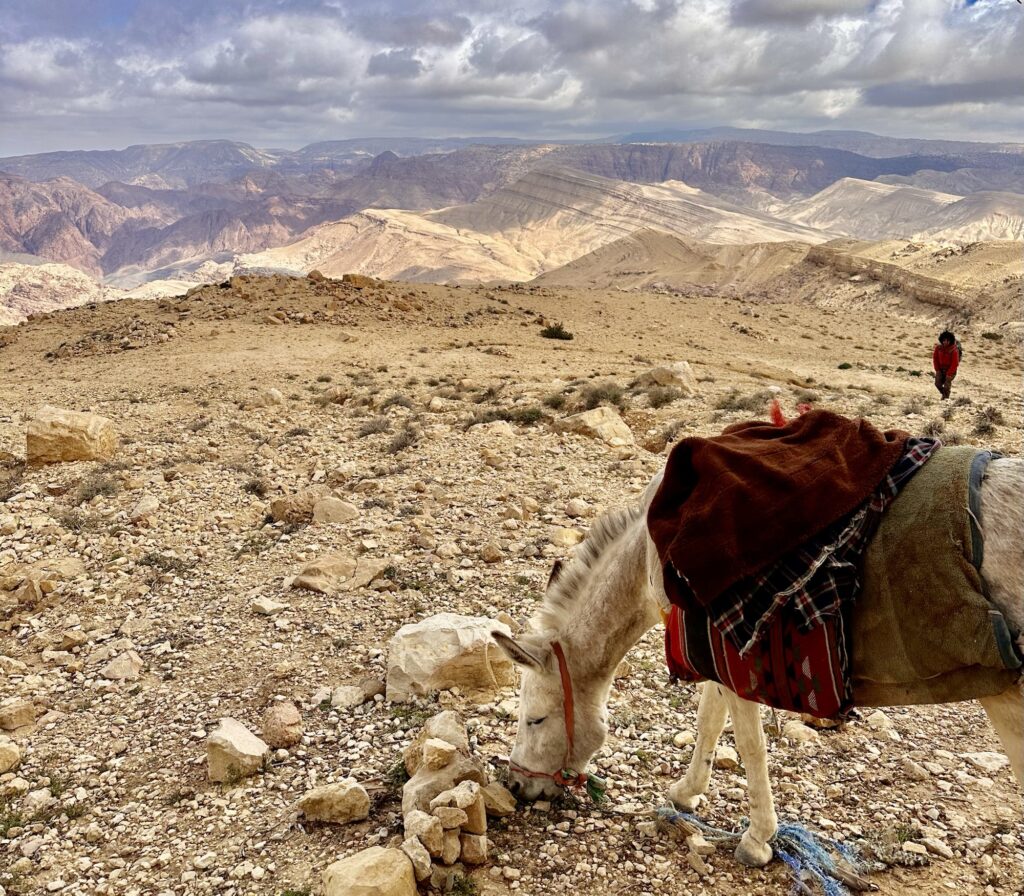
[527,716,547,726]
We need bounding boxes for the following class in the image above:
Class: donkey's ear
[492,631,551,671]
[546,559,565,590]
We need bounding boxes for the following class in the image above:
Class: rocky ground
[1,273,1021,896]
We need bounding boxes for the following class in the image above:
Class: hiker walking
[932,330,960,400]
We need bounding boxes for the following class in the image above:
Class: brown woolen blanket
[647,410,908,605]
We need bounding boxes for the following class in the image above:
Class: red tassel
[797,402,813,415]
[770,399,786,427]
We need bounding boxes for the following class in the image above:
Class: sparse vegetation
[580,381,625,410]
[73,472,120,505]
[357,416,391,437]
[713,388,773,413]
[540,322,573,340]
[387,423,420,454]
[972,405,1005,436]
[243,477,269,497]
[645,386,682,409]
[381,393,415,410]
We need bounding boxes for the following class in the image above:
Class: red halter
[507,641,590,790]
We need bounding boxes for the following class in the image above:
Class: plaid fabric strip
[708,437,942,656]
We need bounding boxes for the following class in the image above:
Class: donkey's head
[493,620,611,801]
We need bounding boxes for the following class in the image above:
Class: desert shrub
[837,362,853,370]
[284,426,310,438]
[243,477,269,497]
[922,419,945,437]
[713,388,774,413]
[186,417,211,433]
[74,473,120,505]
[794,388,820,403]
[543,392,566,410]
[646,386,683,409]
[316,374,332,382]
[358,416,391,438]
[387,424,420,455]
[381,393,414,410]
[900,396,925,416]
[972,405,1005,437]
[540,322,573,340]
[580,381,625,410]
[981,332,1003,341]
[508,406,545,425]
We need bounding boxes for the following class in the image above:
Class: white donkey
[494,457,1024,868]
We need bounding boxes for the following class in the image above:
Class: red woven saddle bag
[663,598,850,718]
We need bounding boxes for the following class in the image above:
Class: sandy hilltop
[1,252,1022,896]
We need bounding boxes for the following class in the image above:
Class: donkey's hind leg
[980,685,1024,794]
[721,690,778,867]
[668,682,728,810]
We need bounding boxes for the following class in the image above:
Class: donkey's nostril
[508,779,521,796]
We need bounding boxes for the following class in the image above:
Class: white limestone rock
[322,847,416,896]
[26,406,118,465]
[206,718,269,782]
[296,779,370,824]
[553,406,634,447]
[386,613,514,702]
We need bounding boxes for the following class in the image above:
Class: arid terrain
[1,265,1022,896]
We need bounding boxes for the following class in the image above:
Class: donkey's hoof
[734,834,773,868]
[667,782,702,811]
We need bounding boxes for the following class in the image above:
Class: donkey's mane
[533,505,644,633]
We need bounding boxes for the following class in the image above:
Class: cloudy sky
[1,0,1022,155]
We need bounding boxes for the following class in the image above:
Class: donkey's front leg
[668,683,729,810]
[722,691,777,867]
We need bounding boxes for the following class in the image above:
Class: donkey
[493,457,1024,868]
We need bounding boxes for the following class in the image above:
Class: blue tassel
[656,808,873,896]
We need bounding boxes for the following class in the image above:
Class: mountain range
[1,127,1022,323]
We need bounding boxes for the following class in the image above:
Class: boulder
[636,361,698,395]
[312,497,359,524]
[401,837,432,882]
[553,407,634,448]
[331,685,367,710]
[403,711,470,776]
[297,779,370,824]
[0,739,20,773]
[402,751,488,815]
[481,782,517,817]
[291,554,357,594]
[207,718,269,782]
[431,781,486,835]
[100,650,144,681]
[440,829,461,865]
[129,494,160,522]
[26,406,118,465]
[322,847,416,896]
[551,527,584,548]
[269,486,331,525]
[386,614,515,702]
[0,698,35,731]
[422,738,457,770]
[262,701,302,748]
[460,833,488,865]
[964,752,1009,775]
[404,809,444,857]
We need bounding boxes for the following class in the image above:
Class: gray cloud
[367,48,425,79]
[732,0,875,26]
[2,0,1024,155]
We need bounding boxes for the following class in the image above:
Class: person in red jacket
[933,330,960,399]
